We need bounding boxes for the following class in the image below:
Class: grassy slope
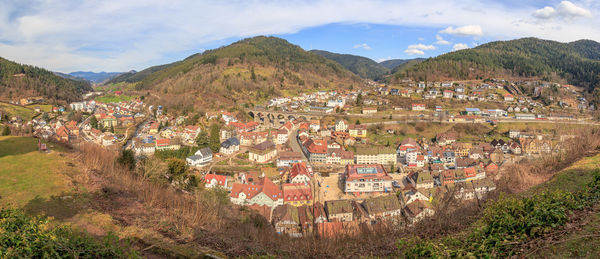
[0,102,36,119]
[0,136,73,207]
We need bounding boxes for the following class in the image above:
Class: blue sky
[0,0,598,72]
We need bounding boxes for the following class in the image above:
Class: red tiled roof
[289,162,312,180]
[283,183,312,202]
[205,174,227,186]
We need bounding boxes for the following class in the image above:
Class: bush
[0,208,139,258]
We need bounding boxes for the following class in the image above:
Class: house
[239,131,269,146]
[504,93,514,102]
[155,138,181,151]
[186,147,213,166]
[230,177,283,207]
[302,138,327,164]
[275,129,289,145]
[101,134,115,146]
[335,119,348,132]
[355,146,397,165]
[343,164,393,194]
[220,137,240,154]
[249,141,277,163]
[283,183,313,207]
[410,171,434,189]
[348,124,367,138]
[404,200,435,224]
[412,103,426,111]
[277,152,304,167]
[362,195,402,220]
[325,200,354,222]
[443,90,454,98]
[436,132,457,146]
[509,129,521,139]
[272,204,302,237]
[362,107,377,114]
[204,174,228,189]
[288,162,312,184]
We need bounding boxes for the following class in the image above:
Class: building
[355,147,397,165]
[288,162,312,184]
[302,138,327,164]
[412,103,426,111]
[155,138,181,151]
[220,137,240,154]
[186,147,213,166]
[277,152,304,168]
[362,107,377,114]
[362,195,402,220]
[204,174,228,189]
[325,200,354,222]
[343,164,393,194]
[249,141,277,163]
[335,119,348,132]
[348,124,367,138]
[283,183,313,207]
[230,177,283,207]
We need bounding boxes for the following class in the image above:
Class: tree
[196,131,209,147]
[355,119,361,125]
[42,112,49,121]
[209,123,221,153]
[167,158,187,180]
[117,149,136,171]
[356,93,363,106]
[2,126,10,136]
[110,125,115,133]
[89,115,98,129]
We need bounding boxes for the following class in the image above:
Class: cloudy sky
[0,0,598,72]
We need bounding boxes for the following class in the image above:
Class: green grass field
[0,102,36,119]
[25,104,53,112]
[0,136,74,207]
[94,94,136,103]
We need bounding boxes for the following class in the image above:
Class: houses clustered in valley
[3,97,146,147]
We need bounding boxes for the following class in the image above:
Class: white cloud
[532,7,556,19]
[0,0,599,71]
[404,43,436,55]
[434,34,451,45]
[440,25,483,36]
[452,43,469,51]
[353,43,372,50]
[557,1,592,18]
[418,37,425,41]
[533,1,591,20]
[404,48,425,55]
[407,43,436,50]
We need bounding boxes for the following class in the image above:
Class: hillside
[395,38,600,91]
[0,57,92,103]
[379,58,425,70]
[119,36,360,111]
[107,63,179,84]
[67,71,124,84]
[310,50,389,80]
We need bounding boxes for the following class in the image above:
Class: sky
[0,0,598,73]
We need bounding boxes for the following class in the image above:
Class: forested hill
[394,38,600,91]
[310,50,389,80]
[118,36,360,111]
[0,57,92,103]
[379,58,425,70]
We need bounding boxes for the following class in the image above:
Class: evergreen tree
[196,131,209,148]
[208,123,221,153]
[89,115,98,129]
[2,126,10,136]
[117,150,136,170]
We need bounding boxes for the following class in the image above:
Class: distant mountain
[379,58,425,70]
[0,57,92,103]
[310,50,389,80]
[67,71,124,84]
[123,36,360,111]
[396,38,600,92]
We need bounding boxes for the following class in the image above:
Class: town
[0,78,591,237]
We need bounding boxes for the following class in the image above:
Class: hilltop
[394,38,600,91]
[0,57,92,103]
[109,36,360,111]
[310,50,389,80]
[66,71,124,84]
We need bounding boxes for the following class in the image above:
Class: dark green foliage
[89,115,98,129]
[401,38,600,94]
[166,158,187,178]
[379,58,425,70]
[0,57,92,103]
[196,130,209,148]
[2,126,10,136]
[0,208,139,258]
[154,146,200,161]
[399,170,600,258]
[209,123,221,153]
[117,149,135,170]
[310,50,389,80]
[107,63,179,84]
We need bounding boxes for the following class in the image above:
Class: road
[289,129,309,162]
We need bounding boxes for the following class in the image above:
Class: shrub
[0,208,139,258]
